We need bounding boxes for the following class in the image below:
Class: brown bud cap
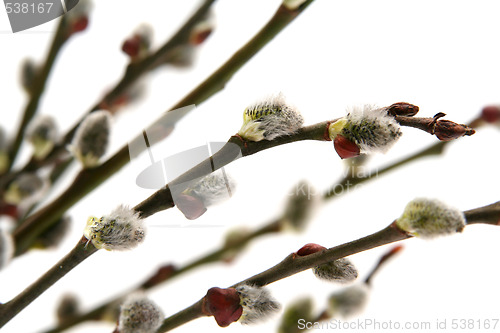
[122,35,142,58]
[481,105,500,123]
[175,193,207,220]
[434,119,475,141]
[70,16,89,34]
[202,287,243,327]
[56,293,80,324]
[333,135,361,159]
[190,26,213,45]
[0,202,18,220]
[296,243,326,256]
[387,102,419,117]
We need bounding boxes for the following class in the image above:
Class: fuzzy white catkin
[20,58,37,93]
[278,298,314,333]
[238,93,304,141]
[329,105,402,154]
[236,284,281,325]
[396,198,466,239]
[70,110,111,168]
[312,257,358,283]
[0,228,14,270]
[118,293,164,333]
[328,284,369,318]
[3,172,46,205]
[83,205,145,251]
[26,115,58,159]
[282,181,319,232]
[187,170,236,206]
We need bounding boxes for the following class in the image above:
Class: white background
[1,1,500,332]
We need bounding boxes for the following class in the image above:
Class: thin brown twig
[40,115,483,332]
[135,113,473,218]
[155,201,500,331]
[39,220,283,333]
[12,0,318,256]
[0,236,98,328]
[3,17,69,174]
[10,0,216,176]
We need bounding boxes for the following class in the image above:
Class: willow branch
[324,115,482,200]
[324,141,447,200]
[44,113,482,333]
[13,0,317,255]
[135,113,472,218]
[0,236,98,328]
[12,0,216,176]
[40,220,283,333]
[156,201,500,331]
[4,17,69,173]
[363,245,403,286]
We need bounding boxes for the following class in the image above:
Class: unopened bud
[0,202,18,220]
[122,24,153,59]
[70,110,111,168]
[176,170,235,220]
[175,193,206,220]
[236,284,281,325]
[387,102,419,117]
[0,127,8,174]
[278,298,314,333]
[26,115,58,159]
[328,284,369,318]
[20,58,38,94]
[70,16,88,34]
[3,172,46,205]
[296,243,326,256]
[189,20,214,45]
[83,205,145,251]
[282,181,318,232]
[238,93,304,141]
[221,227,251,263]
[118,293,164,333]
[56,293,80,324]
[65,0,92,36]
[329,105,402,158]
[0,227,14,270]
[434,119,475,141]
[481,105,500,123]
[32,215,71,249]
[396,198,465,239]
[203,287,243,327]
